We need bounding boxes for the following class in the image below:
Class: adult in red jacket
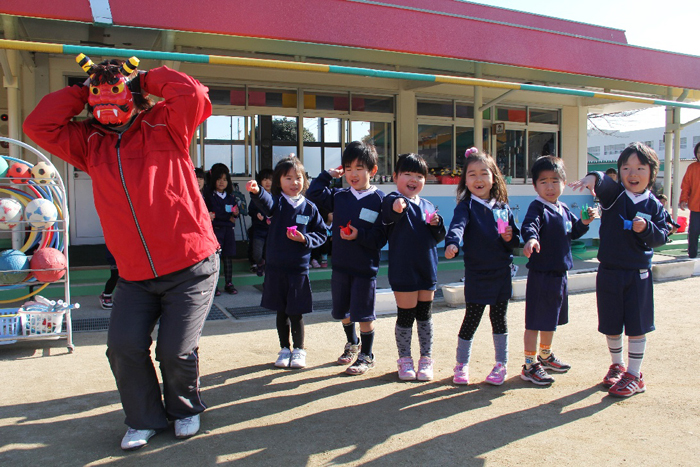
[680,141,700,258]
[24,59,220,450]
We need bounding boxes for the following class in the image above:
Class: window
[681,137,687,149]
[694,136,700,148]
[303,117,342,177]
[604,144,625,156]
[588,146,601,157]
[496,106,527,123]
[529,109,559,124]
[659,140,665,151]
[643,140,654,149]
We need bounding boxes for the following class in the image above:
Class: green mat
[253,278,333,293]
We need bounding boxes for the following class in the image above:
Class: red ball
[30,248,67,283]
[8,162,31,184]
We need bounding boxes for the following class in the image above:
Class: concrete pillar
[396,88,416,154]
[474,63,483,150]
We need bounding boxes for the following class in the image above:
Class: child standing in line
[444,148,520,386]
[248,168,274,276]
[307,141,387,375]
[383,153,446,381]
[571,142,668,397]
[204,164,239,296]
[246,156,327,369]
[520,156,596,386]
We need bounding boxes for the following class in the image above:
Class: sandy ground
[1,276,700,466]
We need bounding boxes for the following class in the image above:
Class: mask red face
[88,75,134,125]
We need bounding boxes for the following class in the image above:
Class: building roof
[2,0,700,91]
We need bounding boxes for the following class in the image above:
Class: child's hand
[232,205,239,217]
[209,212,215,221]
[582,207,598,225]
[500,225,513,242]
[523,238,540,258]
[339,224,358,241]
[569,174,597,197]
[393,198,407,213]
[257,213,264,221]
[429,213,441,227]
[445,244,459,259]
[632,216,647,233]
[328,165,344,178]
[229,215,236,224]
[287,229,306,243]
[680,201,689,210]
[246,180,259,195]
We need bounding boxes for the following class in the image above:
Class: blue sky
[467,1,700,130]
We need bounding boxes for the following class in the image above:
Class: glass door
[494,129,526,182]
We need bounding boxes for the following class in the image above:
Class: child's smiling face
[344,159,377,191]
[465,160,494,200]
[619,153,651,194]
[534,170,565,204]
[394,171,425,198]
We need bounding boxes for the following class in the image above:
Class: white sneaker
[290,348,307,368]
[416,356,434,381]
[275,348,292,367]
[397,356,416,380]
[175,414,200,439]
[310,259,321,268]
[121,427,157,450]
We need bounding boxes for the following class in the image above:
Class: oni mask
[88,75,135,126]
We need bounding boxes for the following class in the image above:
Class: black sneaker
[225,282,238,294]
[345,353,374,375]
[520,363,554,385]
[99,293,113,310]
[257,260,265,277]
[538,354,571,373]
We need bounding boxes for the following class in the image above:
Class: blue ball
[0,249,30,285]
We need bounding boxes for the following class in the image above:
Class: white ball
[0,198,23,230]
[25,198,58,229]
[31,162,56,184]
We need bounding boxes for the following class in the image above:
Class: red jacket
[24,67,219,281]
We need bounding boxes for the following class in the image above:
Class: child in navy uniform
[246,156,327,369]
[445,148,520,386]
[204,164,239,295]
[383,153,446,381]
[571,142,668,397]
[307,141,387,375]
[520,156,596,385]
[249,168,273,276]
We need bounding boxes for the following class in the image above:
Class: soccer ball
[0,198,23,230]
[25,198,58,229]
[31,162,56,184]
[8,162,31,184]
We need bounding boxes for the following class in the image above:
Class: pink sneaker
[485,362,507,386]
[453,363,469,385]
[416,356,434,381]
[397,356,416,380]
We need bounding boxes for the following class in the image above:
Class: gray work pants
[106,253,218,430]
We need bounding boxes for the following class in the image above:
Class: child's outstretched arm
[444,201,470,258]
[246,180,276,217]
[382,193,408,224]
[570,172,620,208]
[306,168,340,213]
[428,213,447,243]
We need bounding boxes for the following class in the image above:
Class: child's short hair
[271,156,309,196]
[605,167,618,176]
[256,168,274,184]
[618,142,659,189]
[657,193,668,203]
[208,163,233,195]
[194,167,205,180]
[394,153,428,177]
[531,155,566,184]
[342,141,378,171]
[457,148,508,204]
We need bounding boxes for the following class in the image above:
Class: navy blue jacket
[307,171,387,278]
[203,187,238,257]
[248,195,270,239]
[249,188,327,274]
[521,199,589,272]
[445,197,520,272]
[382,192,446,291]
[593,172,668,269]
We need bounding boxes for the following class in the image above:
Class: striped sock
[538,343,552,360]
[524,351,537,369]
[606,335,625,366]
[627,337,647,377]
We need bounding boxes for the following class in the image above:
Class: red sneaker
[602,363,626,388]
[608,372,646,397]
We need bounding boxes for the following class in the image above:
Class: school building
[1,0,700,246]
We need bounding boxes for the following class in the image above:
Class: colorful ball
[30,248,66,283]
[31,162,56,184]
[0,249,30,285]
[0,198,23,230]
[8,162,31,184]
[25,199,58,229]
[0,157,8,178]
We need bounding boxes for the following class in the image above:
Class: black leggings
[276,311,304,349]
[458,301,508,341]
[104,267,119,295]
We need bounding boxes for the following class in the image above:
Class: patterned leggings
[458,301,508,341]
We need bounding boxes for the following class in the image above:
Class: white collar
[215,191,226,199]
[536,196,563,215]
[350,185,377,200]
[625,189,650,204]
[471,194,496,210]
[282,192,305,208]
